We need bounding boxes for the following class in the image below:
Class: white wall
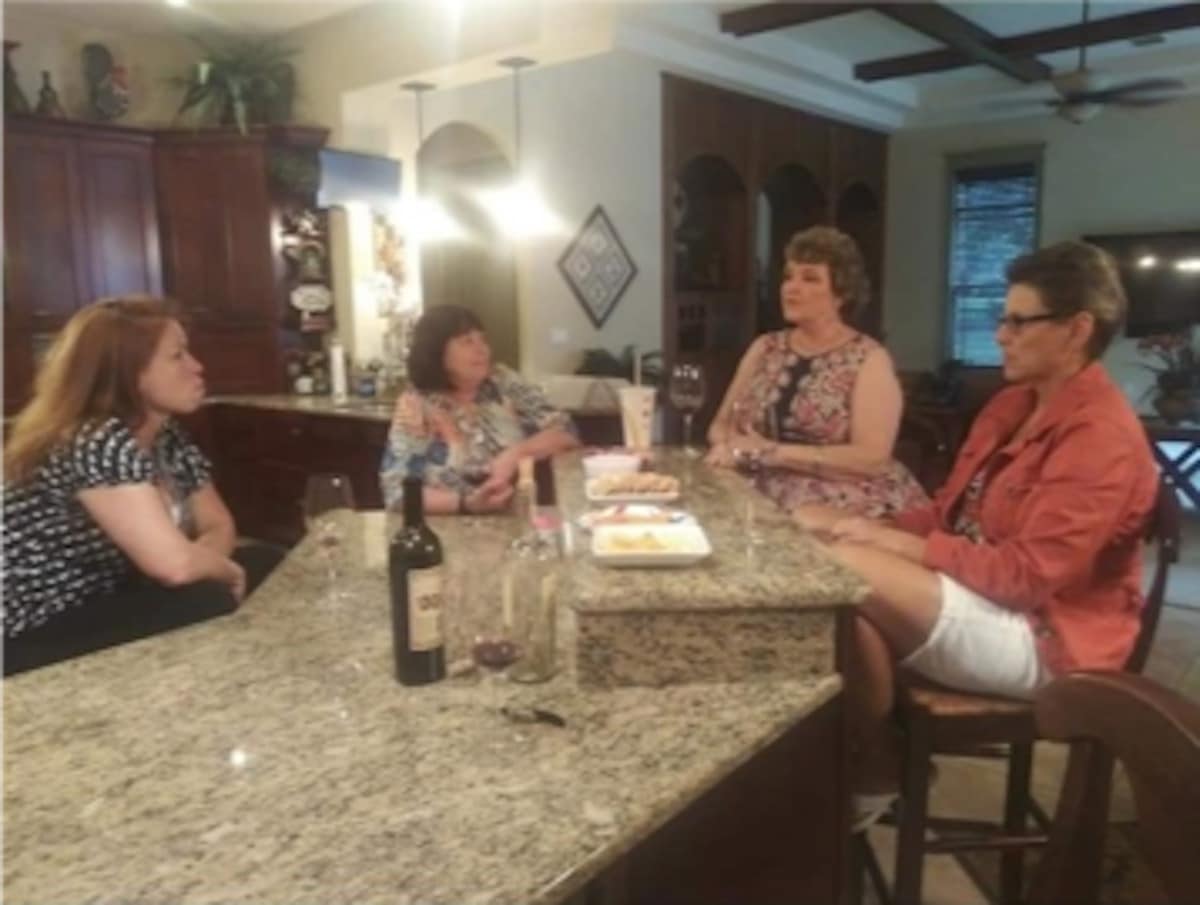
[884,96,1200,408]
[3,7,200,125]
[370,49,663,378]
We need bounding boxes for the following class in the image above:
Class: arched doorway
[416,123,520,369]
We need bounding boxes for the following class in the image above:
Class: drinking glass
[668,363,707,456]
[471,571,522,719]
[731,400,778,473]
[303,473,356,605]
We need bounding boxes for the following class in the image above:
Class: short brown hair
[5,296,180,482]
[407,304,485,391]
[1006,240,1126,360]
[784,226,872,318]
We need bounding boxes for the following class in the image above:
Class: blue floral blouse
[380,365,575,507]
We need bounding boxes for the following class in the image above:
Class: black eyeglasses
[995,312,1066,331]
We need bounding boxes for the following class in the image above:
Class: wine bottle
[389,476,446,685]
[532,456,563,551]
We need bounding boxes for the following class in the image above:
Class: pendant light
[474,56,561,239]
[400,80,465,242]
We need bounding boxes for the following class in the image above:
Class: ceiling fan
[990,0,1186,123]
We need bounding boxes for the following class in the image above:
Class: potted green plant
[172,35,297,134]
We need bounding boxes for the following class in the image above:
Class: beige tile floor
[864,506,1200,905]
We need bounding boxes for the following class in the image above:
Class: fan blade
[982,96,1058,110]
[1103,77,1185,96]
[1107,95,1178,108]
[1060,78,1186,105]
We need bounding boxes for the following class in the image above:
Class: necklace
[787,323,854,358]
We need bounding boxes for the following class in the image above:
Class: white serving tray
[591,523,712,568]
[585,488,682,505]
[577,504,694,532]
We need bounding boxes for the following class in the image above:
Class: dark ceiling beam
[856,3,1200,82]
[872,3,1051,83]
[719,2,866,38]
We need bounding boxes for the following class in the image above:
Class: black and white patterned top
[2,418,212,639]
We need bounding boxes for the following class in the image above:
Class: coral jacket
[894,363,1158,675]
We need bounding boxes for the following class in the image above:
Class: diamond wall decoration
[557,205,638,329]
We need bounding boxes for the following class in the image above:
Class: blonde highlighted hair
[5,296,180,484]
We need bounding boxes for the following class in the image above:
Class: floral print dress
[380,365,576,507]
[741,331,928,518]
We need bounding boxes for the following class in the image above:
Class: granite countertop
[206,393,395,422]
[556,450,869,614]
[4,512,843,905]
[207,393,622,422]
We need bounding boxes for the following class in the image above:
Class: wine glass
[724,400,772,472]
[669,363,707,456]
[471,569,522,721]
[303,473,356,605]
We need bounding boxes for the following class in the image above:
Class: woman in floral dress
[707,226,927,519]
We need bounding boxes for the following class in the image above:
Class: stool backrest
[1125,477,1183,674]
[1030,672,1200,905]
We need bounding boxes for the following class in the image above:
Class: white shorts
[901,574,1047,700]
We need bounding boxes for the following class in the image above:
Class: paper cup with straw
[618,385,656,451]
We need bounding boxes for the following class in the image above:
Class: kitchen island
[4,471,864,904]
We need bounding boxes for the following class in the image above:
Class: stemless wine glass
[668,363,707,456]
[303,473,356,606]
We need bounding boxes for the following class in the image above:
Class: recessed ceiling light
[166,0,189,8]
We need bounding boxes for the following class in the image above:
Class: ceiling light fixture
[165,0,189,8]
[1137,255,1159,269]
[475,57,562,240]
[400,80,465,243]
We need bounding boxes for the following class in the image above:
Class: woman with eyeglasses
[3,297,281,676]
[805,241,1158,828]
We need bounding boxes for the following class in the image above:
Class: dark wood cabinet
[154,126,329,396]
[3,116,162,412]
[155,137,275,324]
[197,405,388,546]
[78,135,162,300]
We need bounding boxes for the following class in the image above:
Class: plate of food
[577,504,694,531]
[585,471,681,504]
[591,523,712,568]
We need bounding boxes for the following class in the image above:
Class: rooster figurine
[81,43,130,121]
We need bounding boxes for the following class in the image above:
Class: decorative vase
[4,41,32,114]
[1153,392,1199,425]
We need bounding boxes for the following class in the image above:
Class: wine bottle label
[407,566,445,652]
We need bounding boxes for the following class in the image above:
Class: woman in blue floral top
[381,305,579,514]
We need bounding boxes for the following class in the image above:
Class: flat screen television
[1083,230,1200,336]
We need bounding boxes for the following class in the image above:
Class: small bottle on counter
[505,456,560,684]
[329,338,349,402]
[389,476,446,686]
[510,457,536,551]
[532,457,562,549]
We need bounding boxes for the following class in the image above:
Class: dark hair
[1006,240,1126,360]
[784,226,871,318]
[407,304,485,391]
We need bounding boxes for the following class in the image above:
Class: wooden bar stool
[857,476,1181,905]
